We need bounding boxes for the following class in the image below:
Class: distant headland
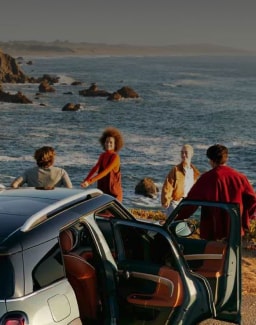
[0,40,254,57]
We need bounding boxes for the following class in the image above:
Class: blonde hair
[34,146,55,168]
[182,144,194,156]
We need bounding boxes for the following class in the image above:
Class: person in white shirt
[161,144,200,216]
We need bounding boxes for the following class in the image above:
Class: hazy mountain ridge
[0,40,254,57]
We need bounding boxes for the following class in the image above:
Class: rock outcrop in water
[107,86,139,101]
[39,80,56,93]
[0,50,140,105]
[62,103,81,111]
[0,86,32,104]
[135,178,159,198]
[0,51,59,85]
[79,83,110,97]
[0,50,29,83]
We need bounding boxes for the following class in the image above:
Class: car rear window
[0,256,14,298]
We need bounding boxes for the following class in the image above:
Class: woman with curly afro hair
[81,127,124,202]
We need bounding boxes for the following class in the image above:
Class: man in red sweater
[185,144,256,240]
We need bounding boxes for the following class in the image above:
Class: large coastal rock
[62,103,81,111]
[0,87,32,104]
[135,178,159,198]
[79,83,110,97]
[0,51,29,83]
[116,86,139,98]
[0,51,59,85]
[107,86,139,101]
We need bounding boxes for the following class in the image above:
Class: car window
[94,205,132,259]
[173,203,231,241]
[0,255,15,298]
[94,204,134,221]
[118,224,177,266]
[32,244,64,290]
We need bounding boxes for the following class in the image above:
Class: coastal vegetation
[0,40,253,57]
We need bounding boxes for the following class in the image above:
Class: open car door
[94,205,215,325]
[164,199,242,324]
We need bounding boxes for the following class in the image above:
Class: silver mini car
[0,188,241,324]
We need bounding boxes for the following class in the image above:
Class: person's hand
[80,181,89,188]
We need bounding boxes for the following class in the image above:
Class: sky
[1,0,256,51]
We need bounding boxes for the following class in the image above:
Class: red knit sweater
[84,150,122,202]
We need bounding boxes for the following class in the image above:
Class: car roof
[0,187,103,244]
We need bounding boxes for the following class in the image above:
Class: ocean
[1,55,256,210]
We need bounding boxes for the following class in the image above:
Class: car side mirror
[174,221,195,237]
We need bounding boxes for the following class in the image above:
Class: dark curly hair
[206,144,228,165]
[34,146,56,168]
[99,127,124,152]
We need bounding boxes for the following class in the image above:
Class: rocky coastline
[0,42,255,324]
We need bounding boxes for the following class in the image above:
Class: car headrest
[60,229,75,253]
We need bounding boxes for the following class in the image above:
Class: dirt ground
[241,247,256,295]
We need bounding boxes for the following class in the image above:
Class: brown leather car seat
[197,241,227,278]
[59,229,99,321]
[195,241,227,304]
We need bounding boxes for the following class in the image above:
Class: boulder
[79,83,110,97]
[39,80,56,92]
[62,103,81,111]
[107,91,123,101]
[37,74,59,84]
[135,178,159,198]
[107,86,139,101]
[116,86,139,98]
[71,81,83,86]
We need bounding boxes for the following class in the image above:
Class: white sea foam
[57,74,76,84]
[0,155,33,162]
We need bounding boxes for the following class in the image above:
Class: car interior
[59,203,233,324]
[95,209,186,323]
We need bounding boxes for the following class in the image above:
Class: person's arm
[62,170,73,188]
[161,168,175,208]
[87,154,119,185]
[80,156,102,187]
[10,176,24,188]
[241,177,256,230]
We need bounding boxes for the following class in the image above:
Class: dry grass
[129,209,166,221]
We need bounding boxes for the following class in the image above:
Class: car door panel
[165,200,241,324]
[98,218,213,325]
